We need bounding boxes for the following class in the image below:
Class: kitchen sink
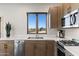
[28,37,44,39]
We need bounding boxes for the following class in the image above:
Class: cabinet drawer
[0,40,14,56]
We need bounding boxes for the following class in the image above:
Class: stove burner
[59,40,79,46]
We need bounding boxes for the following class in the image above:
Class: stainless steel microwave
[61,9,79,28]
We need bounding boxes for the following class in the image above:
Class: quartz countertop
[64,46,79,56]
[0,37,61,41]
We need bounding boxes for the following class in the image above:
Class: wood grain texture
[49,4,71,29]
[24,40,57,56]
[62,3,71,15]
[0,40,14,56]
[49,7,58,28]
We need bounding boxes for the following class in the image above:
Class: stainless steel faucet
[36,34,39,38]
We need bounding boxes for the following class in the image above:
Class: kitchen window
[27,12,47,34]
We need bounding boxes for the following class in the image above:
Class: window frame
[27,12,47,34]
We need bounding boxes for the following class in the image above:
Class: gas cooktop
[58,40,79,46]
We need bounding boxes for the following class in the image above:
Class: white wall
[0,3,60,39]
[1,3,79,40]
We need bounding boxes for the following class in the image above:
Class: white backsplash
[64,28,79,40]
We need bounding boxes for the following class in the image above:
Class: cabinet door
[34,41,47,56]
[24,40,47,56]
[46,40,57,56]
[49,6,64,28]
[49,7,58,28]
[0,17,1,38]
[57,5,64,29]
[24,40,35,56]
[71,3,79,11]
[63,3,71,15]
[0,40,14,56]
[24,40,57,56]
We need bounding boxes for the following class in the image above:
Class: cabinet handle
[4,43,8,49]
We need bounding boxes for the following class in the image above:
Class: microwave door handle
[73,14,76,24]
[72,12,78,24]
[70,15,73,25]
[70,14,76,25]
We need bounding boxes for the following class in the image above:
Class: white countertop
[64,46,79,56]
[0,37,61,41]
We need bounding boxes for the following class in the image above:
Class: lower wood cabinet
[0,40,14,56]
[46,40,57,56]
[24,40,57,56]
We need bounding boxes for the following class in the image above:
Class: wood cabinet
[24,40,35,56]
[0,17,1,38]
[57,5,64,29]
[49,4,72,29]
[46,40,57,56]
[34,41,46,56]
[62,3,72,15]
[0,40,14,56]
[49,5,64,28]
[49,6,58,28]
[69,3,79,12]
[24,40,57,56]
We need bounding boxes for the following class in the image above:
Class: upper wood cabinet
[62,3,72,15]
[49,4,72,29]
[49,6,58,28]
[49,5,64,28]
[57,5,64,29]
[70,3,79,11]
[0,17,1,38]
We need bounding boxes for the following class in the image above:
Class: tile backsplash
[64,28,79,40]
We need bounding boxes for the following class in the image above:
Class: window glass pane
[28,14,36,34]
[38,14,47,33]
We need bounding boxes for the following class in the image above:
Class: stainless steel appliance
[70,12,78,26]
[14,40,24,56]
[62,9,79,28]
[58,40,79,46]
[57,40,79,56]
[57,41,65,56]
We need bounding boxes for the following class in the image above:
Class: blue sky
[28,14,36,28]
[28,14,46,29]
